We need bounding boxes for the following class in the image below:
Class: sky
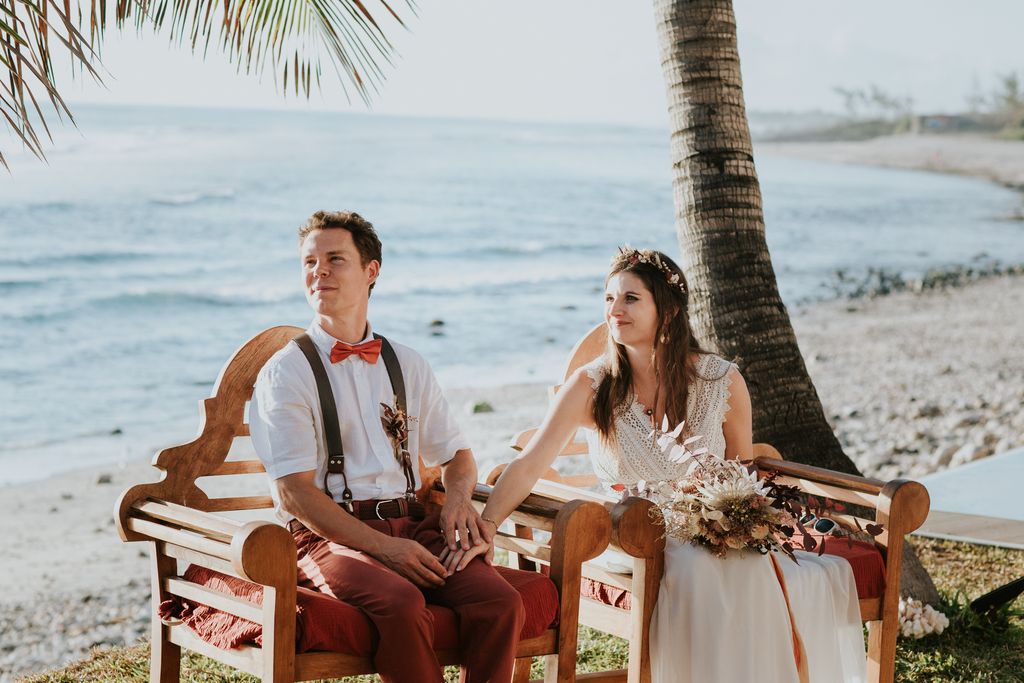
[44,0,1024,128]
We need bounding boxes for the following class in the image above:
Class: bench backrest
[117,326,443,527]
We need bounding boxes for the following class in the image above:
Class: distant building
[910,114,991,134]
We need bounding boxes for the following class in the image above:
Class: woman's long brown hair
[592,249,707,444]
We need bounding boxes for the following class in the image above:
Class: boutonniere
[380,400,417,464]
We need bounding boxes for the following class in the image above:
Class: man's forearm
[440,449,479,500]
[279,477,391,557]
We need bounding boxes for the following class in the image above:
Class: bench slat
[168,624,262,676]
[494,533,551,563]
[164,576,263,623]
[206,460,266,476]
[201,496,275,512]
[756,457,885,495]
[772,476,881,510]
[136,500,243,538]
[159,541,242,580]
[129,517,234,561]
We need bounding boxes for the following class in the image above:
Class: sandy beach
[758,132,1024,192]
[2,133,1023,680]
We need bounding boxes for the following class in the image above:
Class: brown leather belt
[287,498,425,534]
[350,497,426,521]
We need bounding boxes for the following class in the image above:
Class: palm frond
[2,0,412,169]
[107,0,413,102]
[1,0,99,169]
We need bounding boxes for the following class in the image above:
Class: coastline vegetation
[823,260,1024,302]
[768,72,1024,143]
[22,538,1024,683]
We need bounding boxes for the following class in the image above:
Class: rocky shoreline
[0,584,150,680]
[795,273,1023,482]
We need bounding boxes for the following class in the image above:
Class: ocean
[1,104,1022,484]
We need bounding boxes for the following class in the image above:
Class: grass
[20,538,1024,682]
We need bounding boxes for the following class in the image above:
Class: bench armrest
[118,495,297,587]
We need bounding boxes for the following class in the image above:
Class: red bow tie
[330,338,382,364]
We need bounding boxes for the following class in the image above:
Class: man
[250,210,524,683]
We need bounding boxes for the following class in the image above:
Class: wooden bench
[114,326,612,683]
[489,324,931,683]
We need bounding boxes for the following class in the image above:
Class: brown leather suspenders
[292,332,415,510]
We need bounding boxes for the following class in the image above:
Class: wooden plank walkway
[913,448,1024,549]
[915,510,1024,550]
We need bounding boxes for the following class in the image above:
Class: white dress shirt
[250,321,470,523]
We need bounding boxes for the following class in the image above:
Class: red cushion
[580,539,886,610]
[160,564,558,655]
[581,576,632,610]
[797,535,887,600]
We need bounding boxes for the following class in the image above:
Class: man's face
[301,229,379,318]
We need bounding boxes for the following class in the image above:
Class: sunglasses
[799,512,838,535]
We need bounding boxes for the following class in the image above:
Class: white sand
[758,133,1024,190]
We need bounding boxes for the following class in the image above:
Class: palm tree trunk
[652,0,939,605]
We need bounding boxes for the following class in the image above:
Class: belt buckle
[374,500,388,521]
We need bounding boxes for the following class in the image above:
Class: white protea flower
[694,460,770,505]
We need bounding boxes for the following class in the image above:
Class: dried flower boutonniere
[380,400,417,465]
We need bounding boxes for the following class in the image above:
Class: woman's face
[605,271,659,348]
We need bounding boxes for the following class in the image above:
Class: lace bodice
[584,354,736,492]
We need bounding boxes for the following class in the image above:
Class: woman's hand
[439,539,493,573]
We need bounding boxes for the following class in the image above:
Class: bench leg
[150,546,180,683]
[512,657,533,683]
[866,619,897,683]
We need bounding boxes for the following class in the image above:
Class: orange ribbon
[769,553,810,683]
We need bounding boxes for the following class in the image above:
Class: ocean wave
[0,250,157,268]
[149,188,236,207]
[0,285,300,323]
[379,265,602,297]
[389,239,604,259]
[95,286,299,309]
[0,427,126,454]
[25,201,76,212]
[0,279,43,291]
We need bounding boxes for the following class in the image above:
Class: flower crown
[616,246,687,295]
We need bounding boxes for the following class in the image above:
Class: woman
[443,247,866,682]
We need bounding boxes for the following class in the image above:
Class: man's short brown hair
[298,211,383,292]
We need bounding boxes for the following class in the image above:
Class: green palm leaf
[1,0,411,170]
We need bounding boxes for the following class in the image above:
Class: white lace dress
[584,355,867,683]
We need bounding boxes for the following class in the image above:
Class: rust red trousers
[292,513,526,683]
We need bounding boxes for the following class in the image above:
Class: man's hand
[375,536,448,588]
[439,493,489,552]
